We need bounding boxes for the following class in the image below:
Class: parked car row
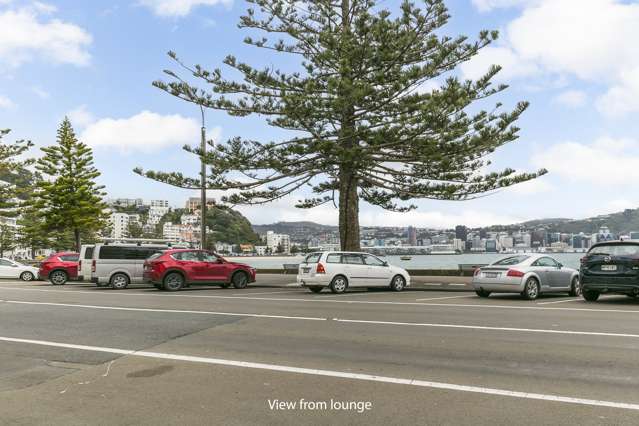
[472,240,639,303]
[34,244,256,291]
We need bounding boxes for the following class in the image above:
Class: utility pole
[200,105,207,250]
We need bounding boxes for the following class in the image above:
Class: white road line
[0,300,325,321]
[2,286,639,314]
[415,295,475,302]
[228,290,305,296]
[1,335,639,411]
[333,318,639,339]
[537,299,579,305]
[448,284,468,287]
[423,283,442,286]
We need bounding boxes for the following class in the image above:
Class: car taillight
[316,263,326,274]
[91,260,96,273]
[507,269,525,278]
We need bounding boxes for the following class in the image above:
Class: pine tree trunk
[74,228,81,253]
[339,167,360,251]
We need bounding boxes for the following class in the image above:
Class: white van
[77,244,94,281]
[91,243,169,289]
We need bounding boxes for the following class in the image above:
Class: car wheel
[232,271,249,289]
[475,289,491,298]
[390,275,406,292]
[329,275,348,294]
[569,277,582,297]
[522,277,540,300]
[583,290,600,302]
[49,270,68,285]
[163,272,184,291]
[110,273,130,290]
[308,286,323,293]
[20,271,35,282]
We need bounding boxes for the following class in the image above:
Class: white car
[297,251,411,294]
[0,258,39,281]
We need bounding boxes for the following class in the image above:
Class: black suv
[580,241,639,301]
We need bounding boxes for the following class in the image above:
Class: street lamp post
[200,105,207,250]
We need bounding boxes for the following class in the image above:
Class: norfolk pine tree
[136,0,546,251]
[0,128,34,221]
[33,118,108,251]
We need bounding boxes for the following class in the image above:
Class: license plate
[601,265,618,271]
[485,272,499,278]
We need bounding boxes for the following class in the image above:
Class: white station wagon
[297,251,411,294]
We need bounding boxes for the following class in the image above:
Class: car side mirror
[383,261,389,267]
[557,263,563,269]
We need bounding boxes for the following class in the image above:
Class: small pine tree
[33,118,109,251]
[16,209,50,259]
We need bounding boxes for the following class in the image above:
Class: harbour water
[228,252,585,270]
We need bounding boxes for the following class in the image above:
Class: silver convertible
[472,254,580,300]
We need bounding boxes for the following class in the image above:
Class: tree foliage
[136,0,546,250]
[32,118,108,251]
[0,128,34,219]
[0,224,16,257]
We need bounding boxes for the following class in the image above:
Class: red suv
[143,249,256,291]
[39,252,79,285]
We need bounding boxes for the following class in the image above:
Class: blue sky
[2,0,639,228]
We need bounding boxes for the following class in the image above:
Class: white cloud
[552,90,587,108]
[475,0,639,117]
[596,66,639,117]
[460,46,539,82]
[67,105,95,129]
[137,0,231,17]
[504,176,552,195]
[31,85,50,99]
[533,137,639,185]
[0,94,13,108]
[0,3,92,68]
[80,110,221,153]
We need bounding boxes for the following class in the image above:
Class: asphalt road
[1,277,639,425]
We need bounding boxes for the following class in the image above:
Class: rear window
[59,254,79,262]
[588,244,639,257]
[84,247,94,259]
[326,254,341,263]
[492,255,529,266]
[99,246,166,260]
[303,253,322,264]
[147,252,164,261]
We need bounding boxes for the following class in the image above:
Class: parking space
[2,276,639,424]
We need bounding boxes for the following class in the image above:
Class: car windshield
[588,244,639,257]
[492,255,530,266]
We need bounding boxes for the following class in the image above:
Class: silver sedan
[472,254,580,300]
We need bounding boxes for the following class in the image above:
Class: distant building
[485,239,497,253]
[181,214,199,225]
[150,200,169,208]
[148,205,170,226]
[597,226,614,242]
[407,226,417,246]
[266,231,291,254]
[185,197,216,212]
[630,231,639,240]
[109,212,130,239]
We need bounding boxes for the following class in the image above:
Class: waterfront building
[266,231,291,254]
[407,226,417,246]
[109,212,130,239]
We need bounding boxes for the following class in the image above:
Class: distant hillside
[253,221,337,236]
[487,208,639,235]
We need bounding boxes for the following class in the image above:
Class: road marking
[333,318,639,339]
[537,299,579,305]
[415,295,475,302]
[1,335,639,411]
[0,300,325,321]
[448,284,468,287]
[1,286,639,314]
[229,290,305,296]
[423,283,442,286]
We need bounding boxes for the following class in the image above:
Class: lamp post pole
[200,105,207,250]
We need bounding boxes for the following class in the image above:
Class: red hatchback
[39,252,79,285]
[143,249,256,291]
